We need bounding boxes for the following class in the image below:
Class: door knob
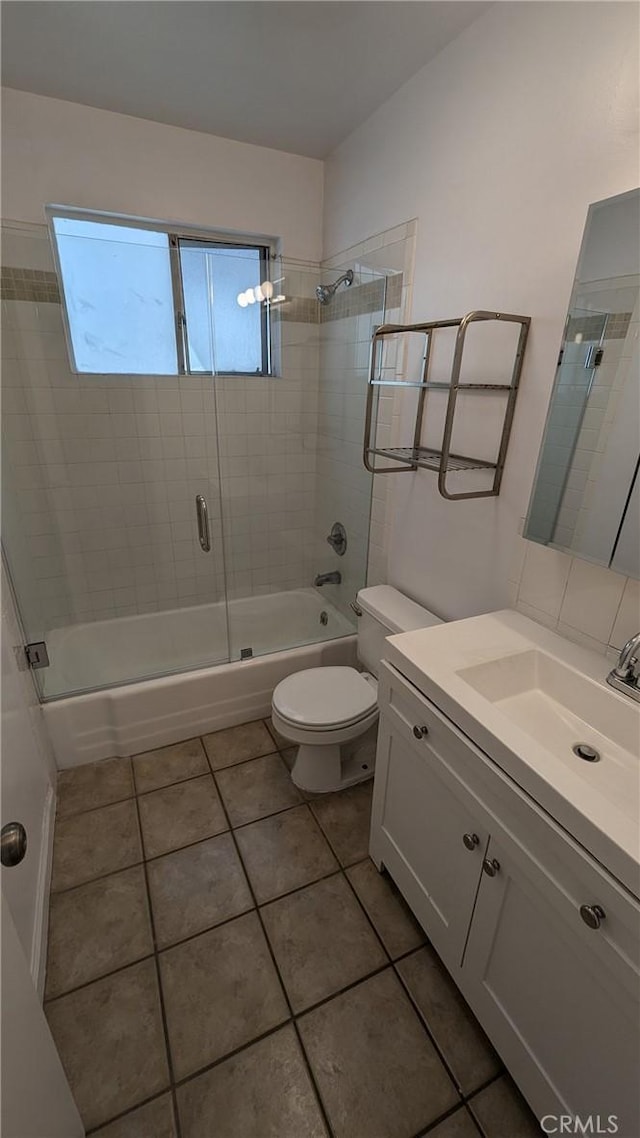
[412,725,429,739]
[1,822,27,867]
[580,904,606,930]
[463,832,480,851]
[482,857,500,877]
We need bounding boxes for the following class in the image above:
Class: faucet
[607,632,640,703]
[315,571,342,586]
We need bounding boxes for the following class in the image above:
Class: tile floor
[45,719,542,1138]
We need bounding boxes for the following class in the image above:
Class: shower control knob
[412,725,429,739]
[580,904,606,930]
[463,833,480,851]
[482,857,500,877]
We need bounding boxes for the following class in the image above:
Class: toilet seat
[272,666,377,731]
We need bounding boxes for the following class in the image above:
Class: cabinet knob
[463,832,480,851]
[580,904,606,930]
[482,857,500,877]
[412,724,429,739]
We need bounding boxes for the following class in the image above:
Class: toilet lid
[273,667,377,728]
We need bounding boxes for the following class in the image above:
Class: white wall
[1,88,323,261]
[323,2,639,622]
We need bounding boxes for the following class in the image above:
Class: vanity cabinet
[371,660,640,1133]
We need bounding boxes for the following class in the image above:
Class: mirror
[525,188,639,578]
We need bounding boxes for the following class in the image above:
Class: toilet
[271,585,442,793]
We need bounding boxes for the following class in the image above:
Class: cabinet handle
[463,832,480,851]
[482,857,500,877]
[412,724,429,739]
[580,904,606,930]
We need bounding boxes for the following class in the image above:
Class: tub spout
[315,571,342,586]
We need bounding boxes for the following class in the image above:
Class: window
[47,208,274,376]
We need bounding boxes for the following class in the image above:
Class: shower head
[315,269,354,305]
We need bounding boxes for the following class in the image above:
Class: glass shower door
[212,253,387,662]
[1,220,230,698]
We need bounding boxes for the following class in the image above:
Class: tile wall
[510,530,639,658]
[1,223,320,635]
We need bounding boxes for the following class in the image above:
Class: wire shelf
[363,310,531,500]
[368,446,497,473]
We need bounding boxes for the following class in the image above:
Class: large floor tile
[91,1094,177,1138]
[298,969,458,1138]
[235,805,338,903]
[468,1076,540,1138]
[46,865,153,998]
[57,756,134,818]
[147,832,253,948]
[45,959,169,1131]
[308,780,373,866]
[51,799,142,892]
[176,1025,327,1138]
[346,858,425,959]
[215,752,301,827]
[396,946,501,1095]
[261,873,386,1012]
[159,911,289,1078]
[138,775,227,859]
[203,720,276,770]
[132,738,208,794]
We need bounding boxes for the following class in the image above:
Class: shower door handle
[195,494,211,552]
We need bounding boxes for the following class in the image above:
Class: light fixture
[262,280,274,300]
[245,289,256,304]
[237,291,249,308]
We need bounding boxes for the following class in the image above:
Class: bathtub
[42,588,357,768]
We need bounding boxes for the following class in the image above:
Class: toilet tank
[356,585,443,677]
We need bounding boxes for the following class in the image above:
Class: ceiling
[1,2,489,159]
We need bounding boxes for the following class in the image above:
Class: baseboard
[30,783,55,999]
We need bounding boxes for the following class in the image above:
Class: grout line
[412,1102,480,1138]
[135,768,217,800]
[84,1089,175,1137]
[49,856,146,898]
[43,949,157,1006]
[53,788,137,823]
[131,791,184,1138]
[206,745,282,776]
[393,958,470,1099]
[463,1069,505,1103]
[207,758,336,1138]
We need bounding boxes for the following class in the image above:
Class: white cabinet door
[462,825,640,1135]
[370,681,489,969]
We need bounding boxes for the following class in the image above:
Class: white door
[1,894,84,1138]
[1,566,56,983]
[1,566,84,1137]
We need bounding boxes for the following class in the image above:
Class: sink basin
[457,649,638,817]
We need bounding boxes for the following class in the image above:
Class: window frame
[46,204,278,378]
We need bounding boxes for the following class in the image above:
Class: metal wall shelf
[363,310,531,500]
